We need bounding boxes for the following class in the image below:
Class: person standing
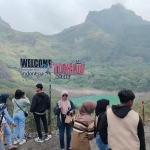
[0,103,6,150]
[54,90,76,150]
[0,94,17,150]
[0,131,5,150]
[30,84,52,142]
[71,100,97,150]
[95,99,110,150]
[12,89,30,145]
[99,89,146,150]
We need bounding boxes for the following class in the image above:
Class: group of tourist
[0,83,51,150]
[0,85,146,150]
[54,89,146,150]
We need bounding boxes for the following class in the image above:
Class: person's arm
[47,95,50,110]
[0,124,5,132]
[30,95,36,112]
[53,102,61,115]
[87,122,95,140]
[99,112,108,144]
[0,131,2,140]
[69,101,76,114]
[138,116,146,150]
[24,97,30,105]
[4,108,15,125]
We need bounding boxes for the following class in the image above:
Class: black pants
[33,113,48,139]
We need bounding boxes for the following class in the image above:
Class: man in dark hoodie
[99,89,146,150]
[30,84,51,142]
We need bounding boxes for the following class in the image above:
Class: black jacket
[54,100,76,127]
[98,105,146,150]
[30,92,50,113]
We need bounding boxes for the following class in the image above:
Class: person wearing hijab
[95,99,110,150]
[71,100,97,150]
[54,90,76,150]
[0,94,17,150]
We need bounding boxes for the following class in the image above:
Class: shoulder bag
[14,100,28,117]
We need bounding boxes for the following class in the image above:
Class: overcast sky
[0,0,150,35]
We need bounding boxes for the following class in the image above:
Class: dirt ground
[4,124,150,150]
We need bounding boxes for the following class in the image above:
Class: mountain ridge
[0,4,150,92]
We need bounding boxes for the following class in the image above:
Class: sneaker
[13,140,19,145]
[8,145,18,150]
[45,134,52,141]
[35,137,44,143]
[19,139,26,145]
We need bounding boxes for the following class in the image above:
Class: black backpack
[0,103,5,128]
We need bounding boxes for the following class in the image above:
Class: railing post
[142,101,146,126]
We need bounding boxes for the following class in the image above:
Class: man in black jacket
[30,83,51,142]
[99,89,146,150]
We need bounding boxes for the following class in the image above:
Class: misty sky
[0,0,150,35]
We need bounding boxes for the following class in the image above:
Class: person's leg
[59,122,65,149]
[18,112,26,142]
[96,134,101,150]
[98,134,110,150]
[4,122,12,147]
[13,113,19,141]
[65,123,72,149]
[0,139,5,150]
[40,114,48,134]
[33,113,42,139]
[40,114,52,140]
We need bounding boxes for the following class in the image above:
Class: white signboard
[20,59,54,76]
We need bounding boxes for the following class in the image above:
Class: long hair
[15,89,24,99]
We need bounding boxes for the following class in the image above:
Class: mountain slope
[0,4,150,92]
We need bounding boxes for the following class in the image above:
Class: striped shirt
[72,116,94,150]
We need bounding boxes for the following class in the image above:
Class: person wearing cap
[0,94,17,150]
[54,90,76,150]
[30,84,52,143]
[12,89,30,145]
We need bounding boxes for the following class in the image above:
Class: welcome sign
[20,59,53,76]
[20,59,84,78]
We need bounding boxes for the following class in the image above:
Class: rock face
[0,62,12,79]
[86,4,149,28]
[0,17,11,28]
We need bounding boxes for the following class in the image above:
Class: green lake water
[72,94,120,106]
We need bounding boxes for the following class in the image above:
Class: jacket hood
[112,105,131,118]
[36,92,48,98]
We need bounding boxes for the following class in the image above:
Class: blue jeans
[59,122,72,149]
[96,134,110,150]
[0,139,4,150]
[4,122,12,146]
[13,112,26,142]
